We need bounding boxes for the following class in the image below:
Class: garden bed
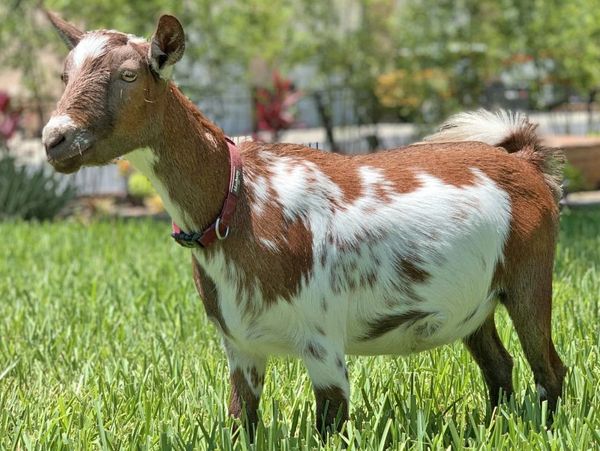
[545,135,600,190]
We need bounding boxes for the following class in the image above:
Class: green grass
[0,208,599,450]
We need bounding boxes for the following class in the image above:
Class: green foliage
[0,155,76,220]
[0,0,59,127]
[563,163,590,193]
[0,210,599,448]
[4,0,600,133]
[524,0,600,100]
[127,172,155,199]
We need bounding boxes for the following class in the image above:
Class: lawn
[0,208,599,450]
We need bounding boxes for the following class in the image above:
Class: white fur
[125,148,191,229]
[127,34,146,45]
[72,33,109,69]
[424,109,529,146]
[259,238,279,252]
[42,115,76,142]
[224,343,266,397]
[246,173,269,217]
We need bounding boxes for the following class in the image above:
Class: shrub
[0,154,77,220]
[563,162,589,193]
[127,172,155,198]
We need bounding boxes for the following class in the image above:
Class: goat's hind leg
[464,312,514,407]
[503,263,567,414]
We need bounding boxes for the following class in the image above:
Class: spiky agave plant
[0,155,76,220]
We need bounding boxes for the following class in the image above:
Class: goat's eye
[61,73,68,84]
[121,70,138,82]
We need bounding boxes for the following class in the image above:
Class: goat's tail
[424,109,565,202]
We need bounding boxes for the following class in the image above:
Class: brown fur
[464,314,514,406]
[306,342,327,360]
[192,255,229,336]
[314,386,348,436]
[362,310,431,340]
[229,368,260,433]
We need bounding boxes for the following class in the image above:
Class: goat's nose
[42,115,77,160]
[44,132,67,152]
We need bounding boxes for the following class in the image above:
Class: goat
[42,12,566,438]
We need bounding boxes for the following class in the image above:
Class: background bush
[0,154,76,220]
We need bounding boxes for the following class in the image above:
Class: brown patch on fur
[306,342,327,360]
[223,155,315,309]
[361,310,430,340]
[461,306,480,325]
[357,144,480,190]
[452,208,470,222]
[335,355,349,380]
[319,246,328,266]
[485,148,561,292]
[397,258,430,284]
[498,124,539,153]
[229,368,260,430]
[359,270,378,287]
[192,255,229,336]
[464,314,514,406]
[249,366,263,389]
[314,385,349,435]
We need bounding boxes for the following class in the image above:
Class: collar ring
[215,217,230,240]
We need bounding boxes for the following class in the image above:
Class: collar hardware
[171,137,242,249]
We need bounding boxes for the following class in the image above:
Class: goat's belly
[341,240,503,356]
[345,291,498,356]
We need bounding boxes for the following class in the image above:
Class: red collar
[171,137,243,248]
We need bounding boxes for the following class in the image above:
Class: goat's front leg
[301,338,350,437]
[223,341,266,438]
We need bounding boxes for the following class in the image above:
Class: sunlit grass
[0,208,598,449]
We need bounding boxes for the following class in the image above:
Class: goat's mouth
[47,139,93,163]
[49,152,86,174]
[47,144,94,174]
[47,134,95,174]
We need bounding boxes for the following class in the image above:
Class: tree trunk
[587,89,597,133]
[313,91,338,152]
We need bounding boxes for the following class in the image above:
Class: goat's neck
[131,83,231,232]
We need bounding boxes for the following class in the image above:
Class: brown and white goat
[42,12,566,437]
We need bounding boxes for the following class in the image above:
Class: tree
[0,0,61,134]
[524,0,600,126]
[287,0,402,149]
[394,0,520,120]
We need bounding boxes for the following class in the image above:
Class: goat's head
[42,12,185,173]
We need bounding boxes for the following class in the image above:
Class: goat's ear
[45,10,84,50]
[149,15,185,78]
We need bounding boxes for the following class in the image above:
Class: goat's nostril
[46,133,66,151]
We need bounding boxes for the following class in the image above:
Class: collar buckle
[171,230,203,248]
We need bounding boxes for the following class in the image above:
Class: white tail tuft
[424,108,565,203]
[424,109,529,147]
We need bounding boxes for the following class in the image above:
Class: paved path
[563,191,600,207]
